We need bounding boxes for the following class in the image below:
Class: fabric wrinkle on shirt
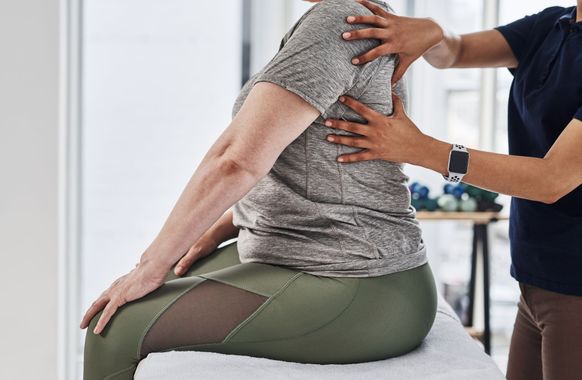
[230,0,427,277]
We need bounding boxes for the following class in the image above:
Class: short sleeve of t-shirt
[575,106,582,121]
[495,7,567,66]
[495,12,540,63]
[253,0,390,115]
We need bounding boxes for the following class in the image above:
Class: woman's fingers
[326,135,368,148]
[346,14,389,27]
[339,96,379,120]
[174,245,201,276]
[343,28,387,42]
[337,150,375,163]
[79,273,128,329]
[80,296,109,329]
[80,263,167,334]
[324,119,369,135]
[356,0,392,18]
[93,298,122,335]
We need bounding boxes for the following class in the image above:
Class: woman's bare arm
[140,82,319,272]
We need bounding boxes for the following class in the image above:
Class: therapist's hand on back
[325,94,435,164]
[343,0,444,83]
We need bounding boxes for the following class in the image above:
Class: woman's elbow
[216,154,269,181]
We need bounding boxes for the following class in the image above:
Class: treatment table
[134,293,504,379]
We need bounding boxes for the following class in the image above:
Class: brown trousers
[506,282,582,380]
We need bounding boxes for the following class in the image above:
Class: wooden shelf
[417,212,508,354]
[464,326,484,340]
[416,211,509,224]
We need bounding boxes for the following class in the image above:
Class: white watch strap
[443,144,468,183]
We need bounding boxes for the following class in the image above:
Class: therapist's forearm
[422,27,462,69]
[139,155,259,270]
[415,136,572,204]
[424,29,517,69]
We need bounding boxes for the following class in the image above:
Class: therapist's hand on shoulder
[343,0,444,82]
[325,94,431,164]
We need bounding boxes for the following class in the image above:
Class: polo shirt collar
[555,7,581,31]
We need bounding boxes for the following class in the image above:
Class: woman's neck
[578,1,581,22]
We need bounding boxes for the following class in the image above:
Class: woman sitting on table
[80,1,437,379]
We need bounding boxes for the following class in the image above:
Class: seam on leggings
[197,273,272,298]
[171,276,362,350]
[135,276,209,359]
[236,276,362,344]
[103,364,136,380]
[221,272,305,343]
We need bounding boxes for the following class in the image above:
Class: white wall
[249,0,312,74]
[80,0,242,300]
[0,0,60,379]
[79,4,242,376]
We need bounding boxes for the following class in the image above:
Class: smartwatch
[443,144,469,183]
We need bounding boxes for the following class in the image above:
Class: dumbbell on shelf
[410,181,503,213]
[409,182,439,212]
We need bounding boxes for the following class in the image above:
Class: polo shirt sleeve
[252,0,392,116]
[495,12,540,63]
[575,106,582,122]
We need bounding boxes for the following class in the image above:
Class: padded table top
[135,294,504,380]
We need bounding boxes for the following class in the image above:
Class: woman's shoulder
[305,0,392,23]
[283,0,394,55]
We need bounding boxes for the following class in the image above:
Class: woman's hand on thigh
[173,236,219,277]
[79,261,167,335]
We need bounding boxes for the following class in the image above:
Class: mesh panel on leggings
[140,278,268,357]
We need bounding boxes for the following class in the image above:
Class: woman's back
[232,0,425,277]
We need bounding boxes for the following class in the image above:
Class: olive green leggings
[84,241,437,379]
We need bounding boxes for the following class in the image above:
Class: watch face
[450,150,469,174]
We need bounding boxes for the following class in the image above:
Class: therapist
[324,1,582,379]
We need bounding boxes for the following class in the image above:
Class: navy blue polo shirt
[495,6,582,296]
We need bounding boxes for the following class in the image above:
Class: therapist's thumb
[390,93,405,117]
[391,56,412,84]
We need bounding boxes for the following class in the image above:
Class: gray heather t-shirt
[231,0,426,277]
